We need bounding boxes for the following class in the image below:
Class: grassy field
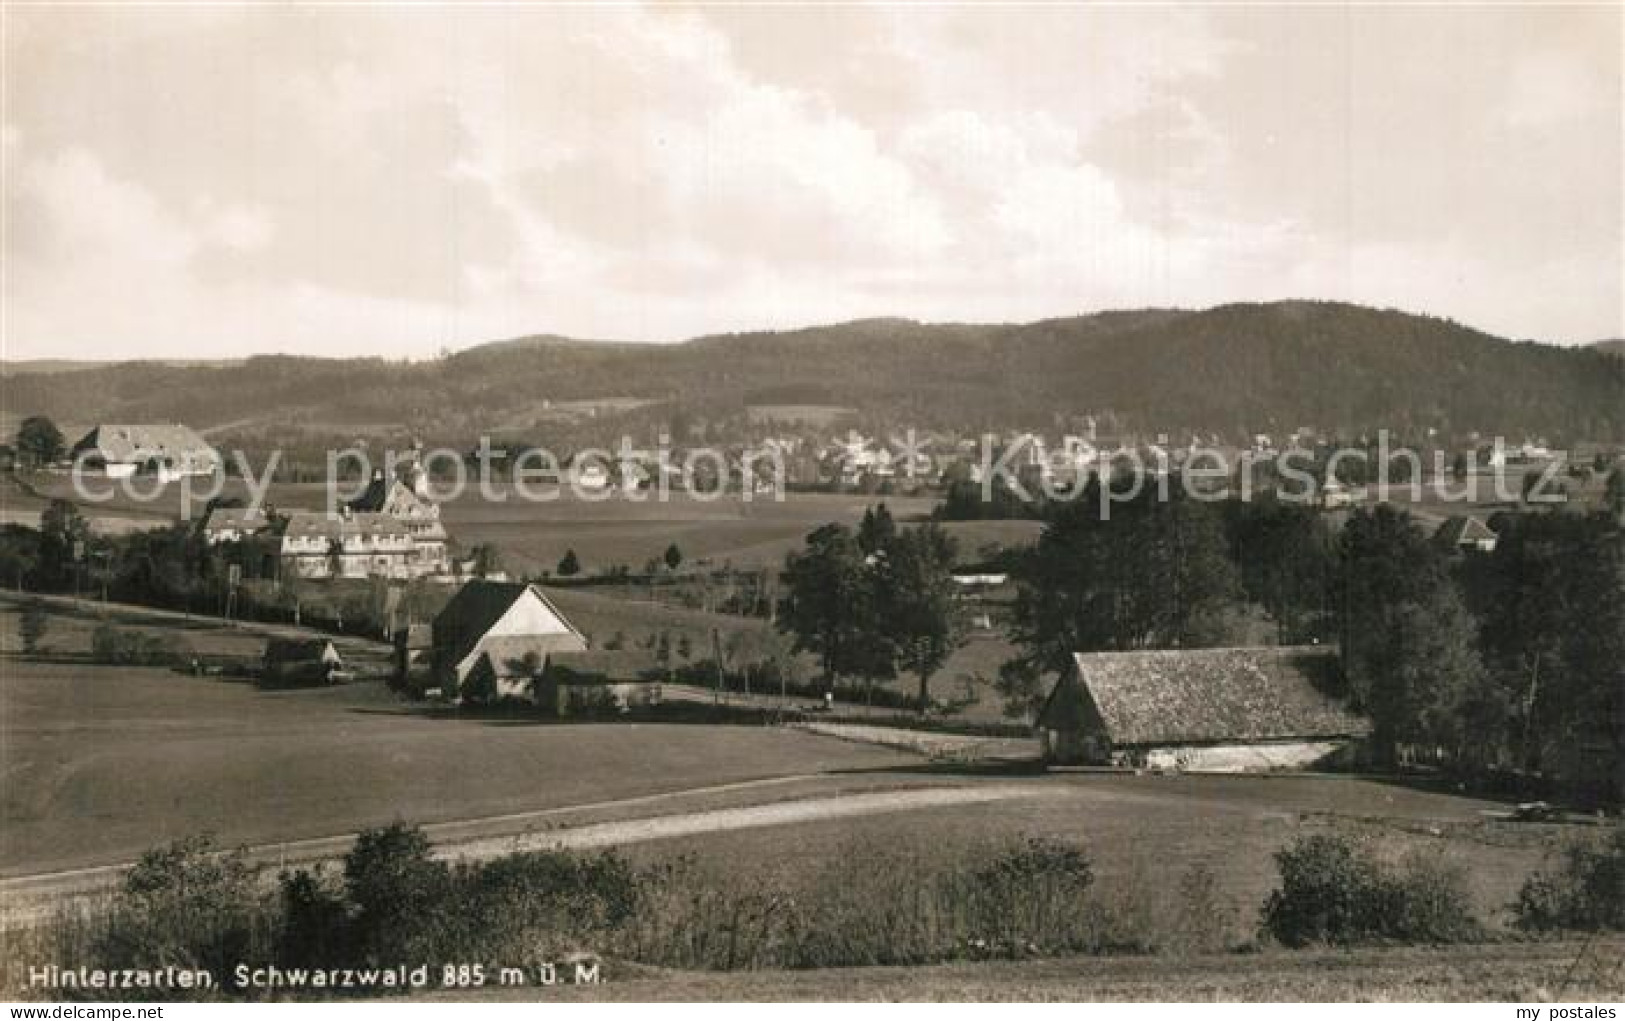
[534,586,1019,721]
[612,771,1591,942]
[16,471,1042,574]
[0,598,915,875]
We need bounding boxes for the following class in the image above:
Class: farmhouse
[1434,515,1498,554]
[262,637,344,686]
[537,650,662,717]
[1037,646,1369,772]
[200,506,274,545]
[431,580,587,701]
[71,424,221,480]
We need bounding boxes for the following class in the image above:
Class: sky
[2,3,1620,361]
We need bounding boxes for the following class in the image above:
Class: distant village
[44,416,1614,593]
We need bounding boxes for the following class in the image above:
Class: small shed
[1038,646,1368,772]
[262,637,344,686]
[538,650,662,717]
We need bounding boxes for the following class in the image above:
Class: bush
[1262,834,1480,947]
[454,850,642,966]
[342,823,452,964]
[1514,827,1625,932]
[275,867,351,969]
[96,835,273,992]
[89,625,190,667]
[625,835,1106,969]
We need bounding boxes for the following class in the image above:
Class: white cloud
[1,5,1619,358]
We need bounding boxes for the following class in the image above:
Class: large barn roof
[1048,646,1368,746]
[73,424,219,466]
[432,580,584,669]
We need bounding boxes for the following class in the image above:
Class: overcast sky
[3,4,1620,361]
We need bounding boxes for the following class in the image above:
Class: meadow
[0,601,915,875]
[17,471,1042,574]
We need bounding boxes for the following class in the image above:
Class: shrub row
[20,825,1624,1000]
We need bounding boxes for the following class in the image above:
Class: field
[0,600,916,875]
[534,586,1019,721]
[3,599,1616,1001]
[16,472,1041,574]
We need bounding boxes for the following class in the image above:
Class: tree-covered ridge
[5,301,1621,442]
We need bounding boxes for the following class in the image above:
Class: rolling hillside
[4,302,1621,442]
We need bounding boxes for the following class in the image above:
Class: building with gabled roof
[348,452,451,576]
[273,510,418,580]
[262,637,344,686]
[1434,515,1498,554]
[1037,646,1368,772]
[431,580,587,701]
[72,424,221,480]
[200,506,274,545]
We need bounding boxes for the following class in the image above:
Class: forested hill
[4,301,1622,443]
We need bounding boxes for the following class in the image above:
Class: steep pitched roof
[73,424,219,466]
[1434,515,1497,548]
[431,581,584,670]
[545,649,659,684]
[1045,646,1367,746]
[201,506,272,533]
[348,475,436,518]
[263,637,340,665]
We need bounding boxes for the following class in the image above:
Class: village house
[430,580,588,702]
[1434,515,1499,554]
[200,506,274,545]
[71,424,221,481]
[262,637,345,686]
[1319,478,1355,508]
[1037,646,1369,772]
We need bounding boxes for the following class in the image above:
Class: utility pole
[711,628,725,706]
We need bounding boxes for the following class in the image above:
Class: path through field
[0,778,1054,926]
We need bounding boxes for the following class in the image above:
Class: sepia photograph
[0,0,1621,1010]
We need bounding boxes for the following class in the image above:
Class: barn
[71,424,221,480]
[430,580,588,701]
[1037,646,1369,772]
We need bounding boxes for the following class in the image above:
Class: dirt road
[0,777,1055,927]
